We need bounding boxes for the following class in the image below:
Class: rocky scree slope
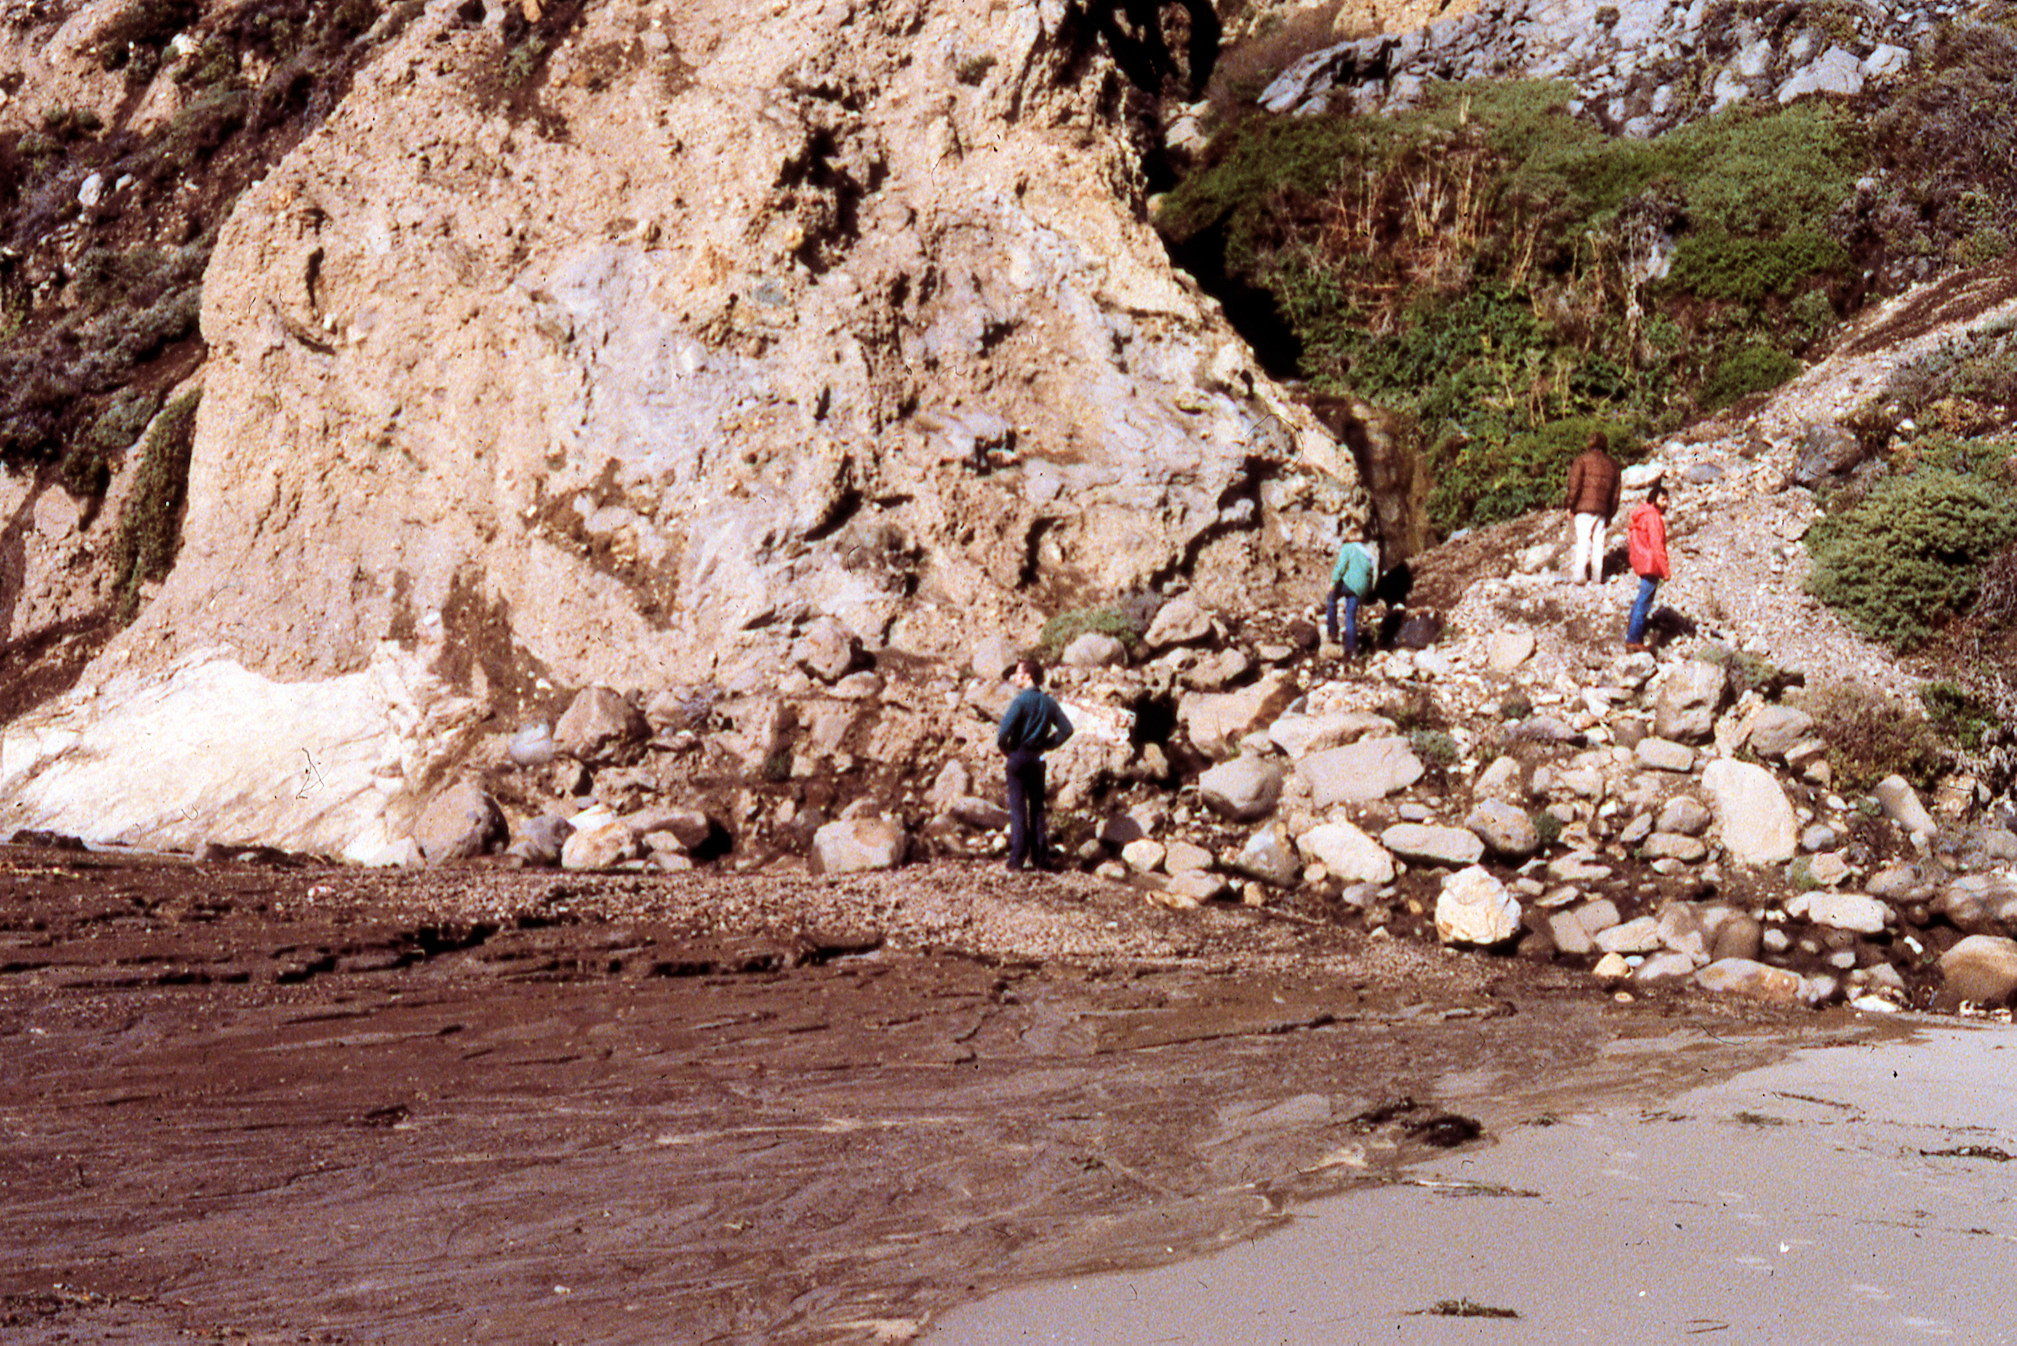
[0,0,1373,857]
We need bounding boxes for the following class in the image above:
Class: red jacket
[1628,502,1669,579]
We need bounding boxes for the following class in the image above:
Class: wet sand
[0,843,1870,1343]
[935,1019,2017,1344]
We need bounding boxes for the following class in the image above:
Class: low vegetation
[1162,13,2017,545]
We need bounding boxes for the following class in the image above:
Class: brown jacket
[1565,448,1622,518]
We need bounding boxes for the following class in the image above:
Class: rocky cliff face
[0,0,1366,854]
[152,0,1358,693]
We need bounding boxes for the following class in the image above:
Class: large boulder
[1871,775,1938,838]
[1198,756,1285,823]
[1701,759,1797,866]
[1695,958,1806,1004]
[1748,705,1816,761]
[1267,709,1395,759]
[1295,821,1395,884]
[1652,661,1727,744]
[1379,822,1484,868]
[1296,736,1424,807]
[1434,866,1520,946]
[791,617,861,684]
[412,781,508,865]
[1938,935,2017,1007]
[1933,873,2017,935]
[1181,671,1299,759]
[811,817,909,875]
[1464,798,1538,858]
[1143,596,1213,649]
[555,686,650,766]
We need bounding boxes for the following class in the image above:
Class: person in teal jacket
[996,657,1074,871]
[1327,537,1378,655]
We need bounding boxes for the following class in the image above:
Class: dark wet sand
[0,844,1854,1342]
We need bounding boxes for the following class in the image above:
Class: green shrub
[1666,230,1848,305]
[1038,605,1142,659]
[1700,343,1802,410]
[108,389,199,618]
[1805,683,1947,792]
[1410,728,1460,766]
[1920,680,1996,750]
[1807,467,2017,648]
[1430,414,1639,531]
[82,389,163,456]
[1533,810,1564,847]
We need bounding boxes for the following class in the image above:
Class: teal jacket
[998,688,1073,755]
[1331,541,1376,600]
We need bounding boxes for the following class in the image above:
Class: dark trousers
[1004,748,1048,869]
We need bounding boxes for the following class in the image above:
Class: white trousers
[1570,512,1607,582]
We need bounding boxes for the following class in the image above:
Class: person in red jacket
[1625,481,1670,652]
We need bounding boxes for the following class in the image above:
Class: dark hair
[1587,430,1609,453]
[1017,656,1045,687]
[1646,480,1668,505]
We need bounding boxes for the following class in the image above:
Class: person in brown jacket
[1564,430,1622,584]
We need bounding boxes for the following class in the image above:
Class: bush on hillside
[1429,415,1639,529]
[1700,343,1802,410]
[1805,684,1948,792]
[1806,466,2017,649]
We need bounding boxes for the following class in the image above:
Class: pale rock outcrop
[0,647,479,863]
[1702,759,1797,866]
[1435,866,1520,946]
[1062,632,1128,668]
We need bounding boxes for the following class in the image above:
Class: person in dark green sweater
[996,657,1074,871]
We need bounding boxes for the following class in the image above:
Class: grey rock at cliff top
[1258,0,1924,141]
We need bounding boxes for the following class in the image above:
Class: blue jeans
[1326,586,1361,653]
[1627,576,1659,644]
